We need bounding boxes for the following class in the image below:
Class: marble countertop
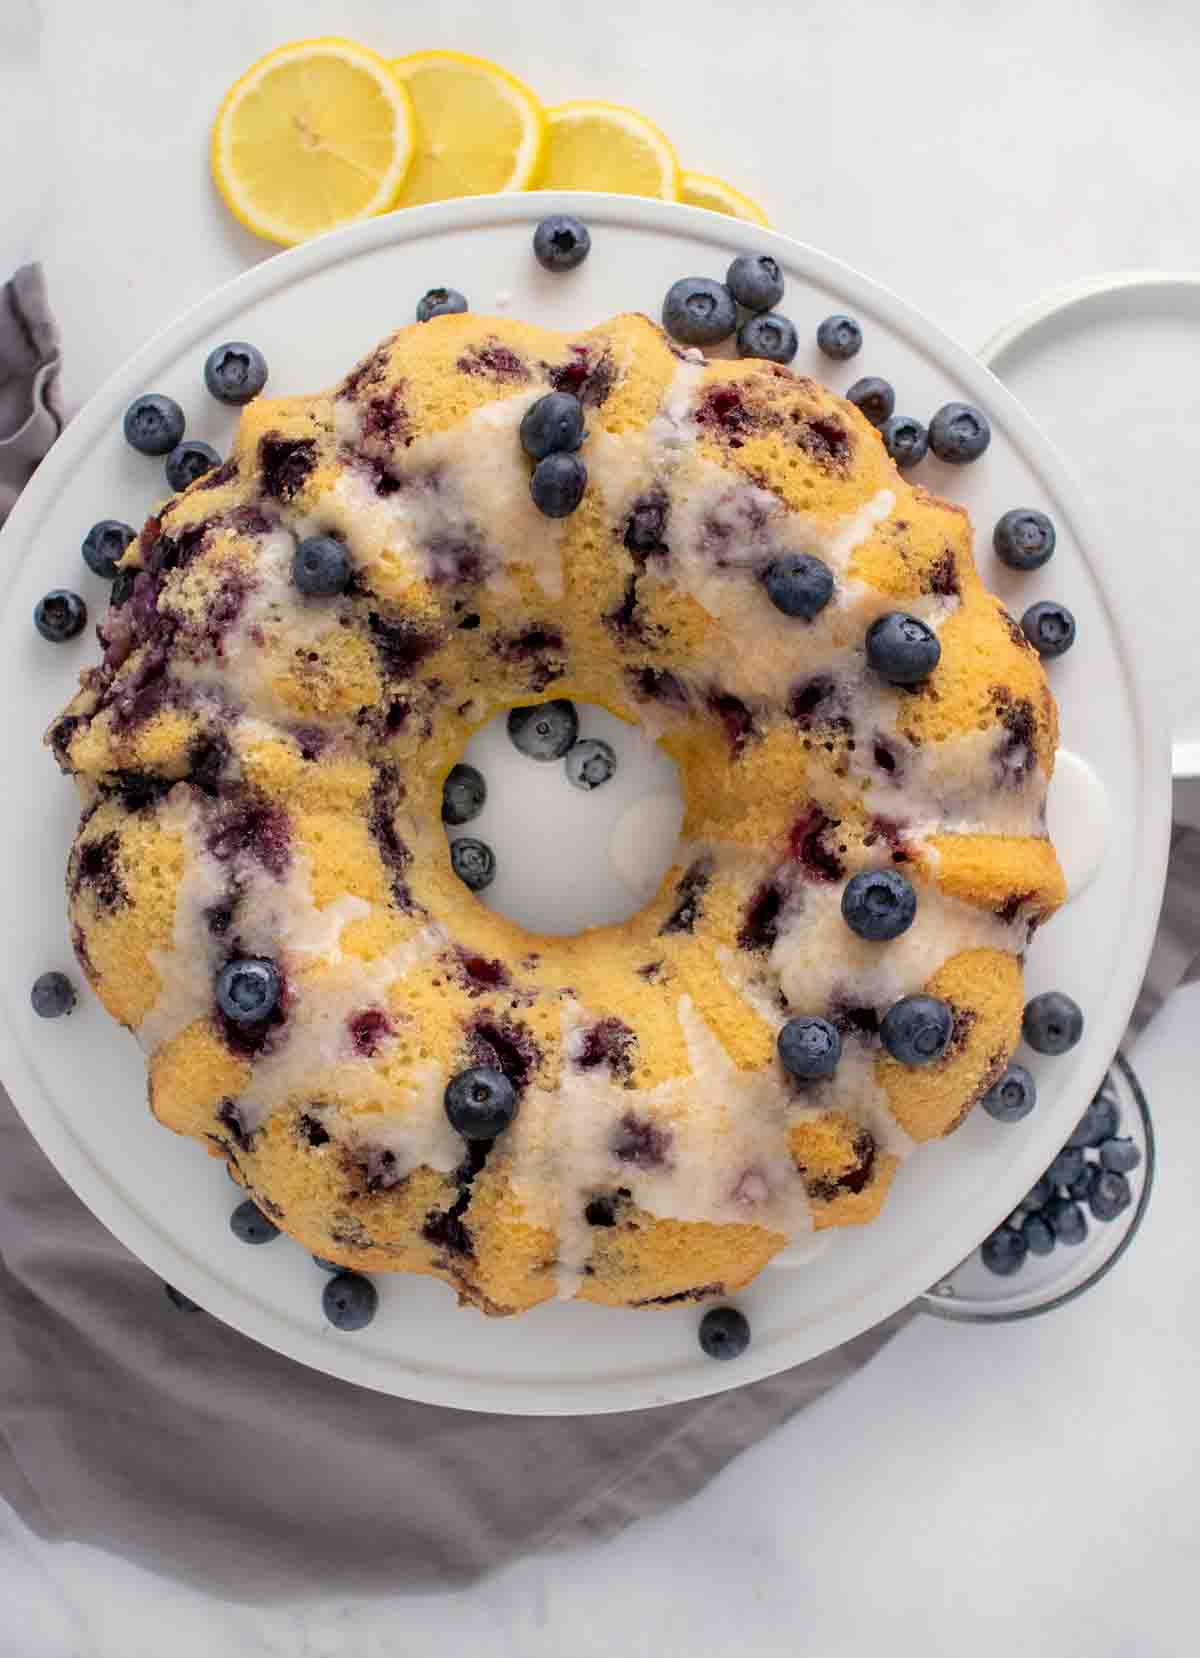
[2,0,1198,1653]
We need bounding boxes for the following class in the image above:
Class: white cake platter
[0,195,1170,1413]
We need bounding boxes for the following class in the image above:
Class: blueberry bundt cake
[47,312,1066,1316]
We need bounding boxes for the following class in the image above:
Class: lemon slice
[680,171,768,225]
[212,38,415,246]
[389,50,545,205]
[540,101,679,199]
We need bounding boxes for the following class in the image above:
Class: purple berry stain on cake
[707,689,756,754]
[369,613,441,679]
[368,765,416,911]
[207,798,291,878]
[215,1098,254,1152]
[925,550,960,599]
[660,857,712,935]
[796,415,851,469]
[468,1017,539,1095]
[789,808,844,882]
[739,880,785,952]
[991,690,1037,787]
[457,342,529,382]
[455,953,511,996]
[348,1008,393,1057]
[628,665,690,711]
[360,387,410,446]
[611,1113,672,1170]
[866,814,911,865]
[575,1017,636,1083]
[72,831,128,912]
[695,386,751,446]
[802,1128,876,1201]
[258,437,316,502]
[549,344,616,407]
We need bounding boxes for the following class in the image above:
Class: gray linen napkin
[0,264,915,1601]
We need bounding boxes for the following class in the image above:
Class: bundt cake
[47,310,1066,1316]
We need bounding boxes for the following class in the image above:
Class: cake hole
[445,703,683,935]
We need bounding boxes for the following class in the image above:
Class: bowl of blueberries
[921,1050,1154,1321]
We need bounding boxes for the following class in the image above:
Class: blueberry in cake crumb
[533,213,591,271]
[816,314,863,360]
[845,376,895,427]
[865,611,941,685]
[293,534,351,597]
[698,1304,751,1360]
[1099,1137,1141,1174]
[1021,1213,1055,1256]
[322,1271,379,1332]
[442,762,487,825]
[450,836,496,892]
[164,1282,203,1312]
[313,1254,342,1272]
[661,277,737,347]
[81,519,135,580]
[204,341,268,405]
[230,1198,280,1245]
[994,508,1056,571]
[444,1065,517,1139]
[1045,1196,1087,1245]
[981,1062,1037,1123]
[737,312,798,364]
[762,553,834,620]
[928,401,991,464]
[417,287,468,322]
[123,392,185,456]
[777,1015,841,1080]
[165,440,221,492]
[215,957,281,1024]
[880,414,928,470]
[519,390,585,460]
[981,1226,1027,1276]
[565,737,616,790]
[530,451,587,517]
[880,995,953,1066]
[508,698,579,760]
[1088,1168,1133,1223]
[34,590,87,643]
[726,254,783,312]
[841,869,917,942]
[1021,601,1076,659]
[31,970,75,1018]
[1023,990,1083,1055]
[1046,1145,1086,1187]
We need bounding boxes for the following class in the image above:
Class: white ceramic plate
[0,195,1170,1414]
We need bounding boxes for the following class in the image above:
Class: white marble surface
[2,0,1199,1652]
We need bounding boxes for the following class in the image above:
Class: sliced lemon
[389,50,545,205]
[212,38,415,246]
[680,171,769,226]
[540,101,679,199]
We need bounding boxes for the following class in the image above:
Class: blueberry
[1099,1137,1141,1174]
[164,1282,203,1312]
[165,440,221,492]
[841,869,917,942]
[533,214,591,272]
[1088,1169,1133,1223]
[880,995,954,1066]
[508,699,579,760]
[123,393,185,456]
[1045,1197,1088,1245]
[204,341,268,405]
[215,957,281,1024]
[994,508,1056,571]
[1023,990,1083,1055]
[762,552,834,620]
[1024,1174,1055,1210]
[230,1198,280,1245]
[737,312,798,365]
[530,452,587,517]
[865,611,941,685]
[698,1305,751,1360]
[1022,1214,1055,1257]
[1068,1094,1120,1149]
[565,738,616,790]
[1046,1145,1086,1187]
[1021,601,1076,659]
[981,1062,1037,1123]
[312,1254,343,1273]
[444,1065,518,1139]
[880,415,928,470]
[725,254,783,312]
[322,1271,379,1332]
[519,391,585,460]
[928,401,991,464]
[1068,1167,1096,1203]
[81,519,135,580]
[661,277,738,347]
[416,287,468,322]
[442,762,487,825]
[981,1226,1027,1276]
[293,534,351,597]
[816,314,863,361]
[845,377,895,427]
[31,970,76,1018]
[450,836,496,892]
[34,590,87,643]
[777,1015,842,1080]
